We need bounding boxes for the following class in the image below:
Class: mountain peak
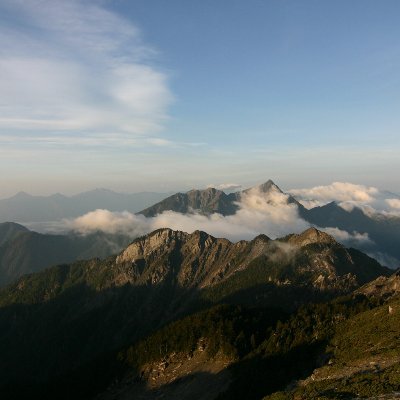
[257,179,282,193]
[187,187,220,194]
[285,227,337,247]
[12,191,33,199]
[241,180,283,195]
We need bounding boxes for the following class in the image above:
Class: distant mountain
[0,222,132,286]
[0,227,389,398]
[300,201,400,265]
[0,222,29,246]
[138,179,299,217]
[139,187,240,217]
[138,180,400,267]
[0,189,170,223]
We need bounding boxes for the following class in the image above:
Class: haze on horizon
[1,0,400,197]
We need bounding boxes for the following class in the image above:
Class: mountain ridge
[0,222,132,287]
[0,226,392,399]
[0,189,171,223]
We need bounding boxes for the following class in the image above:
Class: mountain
[0,222,29,246]
[0,222,132,287]
[109,289,400,400]
[0,189,170,223]
[355,268,400,300]
[138,179,299,217]
[115,227,387,295]
[0,227,389,399]
[301,200,400,265]
[262,278,400,400]
[139,187,240,217]
[138,180,400,267]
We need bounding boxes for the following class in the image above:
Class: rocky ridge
[112,227,386,294]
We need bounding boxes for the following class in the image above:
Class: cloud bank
[0,0,173,147]
[63,186,372,251]
[290,182,400,217]
[64,187,308,242]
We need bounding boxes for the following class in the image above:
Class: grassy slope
[264,297,400,399]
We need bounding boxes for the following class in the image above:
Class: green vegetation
[293,363,400,399]
[123,304,285,368]
[0,226,397,400]
[215,294,383,400]
[263,298,400,400]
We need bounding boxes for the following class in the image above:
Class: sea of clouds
[63,183,383,245]
[26,181,400,267]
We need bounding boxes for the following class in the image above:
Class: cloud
[290,182,400,217]
[320,227,373,245]
[290,182,379,206]
[65,187,310,242]
[386,198,400,209]
[38,185,398,268]
[64,209,149,237]
[0,0,173,147]
[58,186,380,248]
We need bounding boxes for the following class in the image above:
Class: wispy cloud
[0,0,173,147]
[320,227,373,246]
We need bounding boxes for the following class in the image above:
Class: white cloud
[65,187,310,242]
[290,182,379,206]
[320,227,373,245]
[290,182,400,217]
[0,0,173,146]
[37,185,399,268]
[386,198,400,209]
[64,209,149,237]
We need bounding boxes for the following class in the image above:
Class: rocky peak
[357,271,400,299]
[251,234,271,244]
[116,228,188,264]
[12,191,33,200]
[256,179,282,193]
[286,227,338,247]
[240,179,283,196]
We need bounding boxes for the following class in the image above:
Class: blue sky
[0,0,399,197]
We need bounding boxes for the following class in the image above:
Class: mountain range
[0,226,393,399]
[139,180,297,217]
[1,179,399,288]
[0,189,170,223]
[137,180,400,267]
[0,222,132,287]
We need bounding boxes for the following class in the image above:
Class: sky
[1,0,400,197]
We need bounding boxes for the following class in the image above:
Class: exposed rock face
[115,228,268,288]
[139,188,240,217]
[284,227,337,247]
[356,271,400,300]
[0,227,391,399]
[113,227,386,293]
[135,179,400,267]
[137,179,302,218]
